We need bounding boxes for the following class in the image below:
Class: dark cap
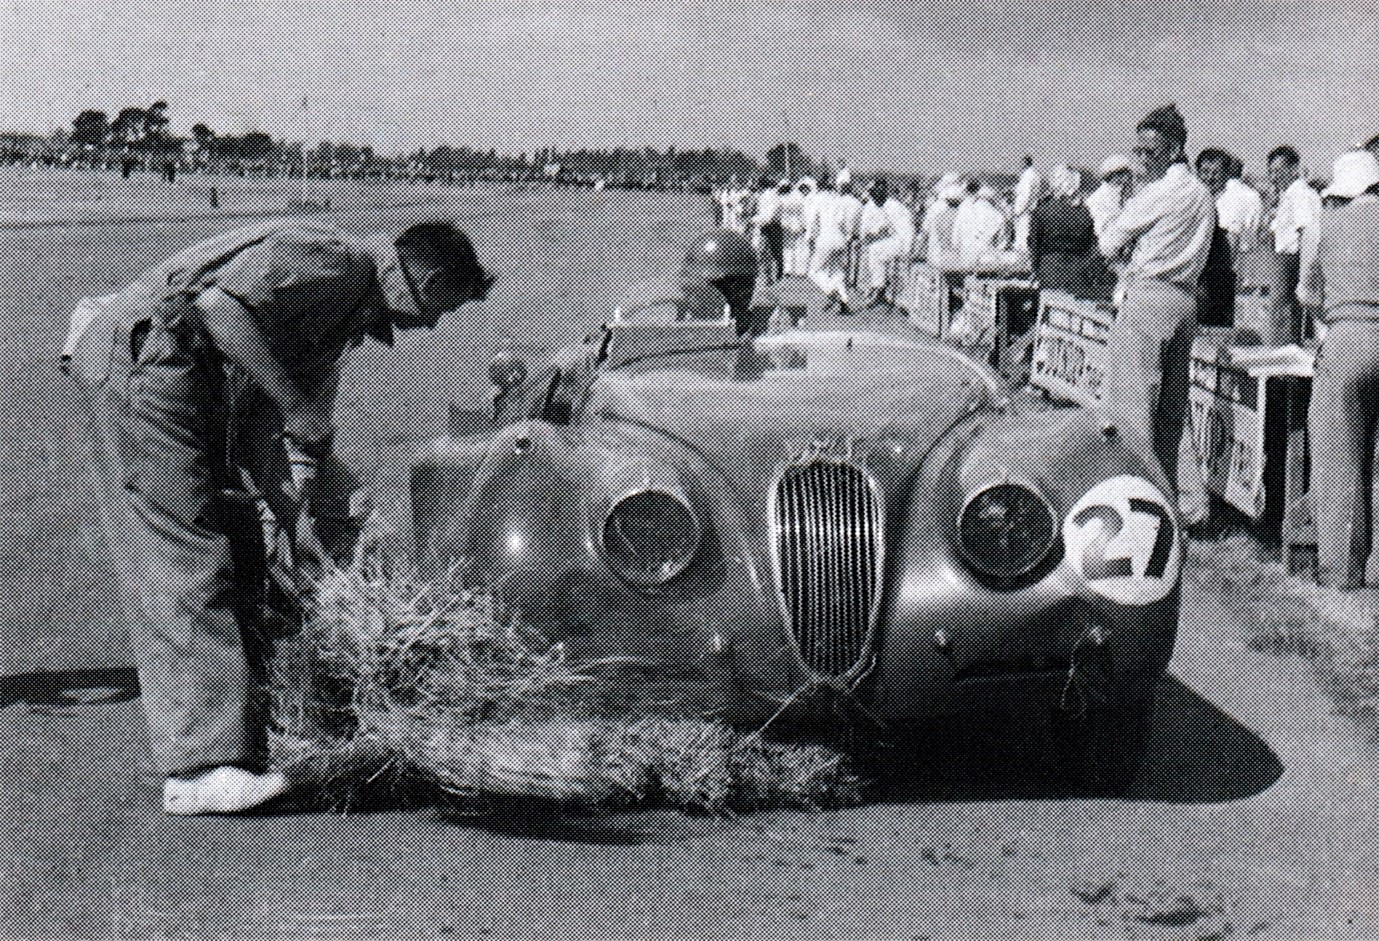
[1137,103,1187,147]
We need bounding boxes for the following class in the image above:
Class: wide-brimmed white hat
[1323,150,1379,199]
[1098,154,1133,178]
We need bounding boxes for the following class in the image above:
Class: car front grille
[771,459,884,681]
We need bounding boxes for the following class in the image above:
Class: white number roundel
[1062,475,1181,605]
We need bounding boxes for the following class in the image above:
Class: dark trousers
[1309,320,1379,589]
[1269,251,1305,343]
[761,222,784,283]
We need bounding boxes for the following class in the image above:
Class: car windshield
[600,324,1000,398]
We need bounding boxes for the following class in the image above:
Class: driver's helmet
[680,229,757,284]
[612,277,729,323]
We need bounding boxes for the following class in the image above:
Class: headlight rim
[956,479,1059,581]
[597,485,701,587]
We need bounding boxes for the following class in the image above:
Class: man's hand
[291,506,333,584]
[281,405,335,453]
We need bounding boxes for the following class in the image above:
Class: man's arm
[194,287,333,445]
[1098,189,1158,260]
[1296,218,1323,308]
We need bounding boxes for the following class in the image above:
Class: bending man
[63,219,493,814]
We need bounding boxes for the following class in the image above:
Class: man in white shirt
[951,182,1008,267]
[1086,154,1134,236]
[1267,145,1322,342]
[1215,157,1264,255]
[808,170,863,310]
[780,177,813,276]
[921,183,965,266]
[1099,104,1215,492]
[1011,155,1043,253]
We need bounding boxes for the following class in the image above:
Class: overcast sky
[2,0,1376,174]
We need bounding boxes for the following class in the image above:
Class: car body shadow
[1,667,141,708]
[860,676,1283,804]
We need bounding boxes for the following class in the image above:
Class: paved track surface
[4,559,1379,938]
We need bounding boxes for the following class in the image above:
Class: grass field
[0,173,712,674]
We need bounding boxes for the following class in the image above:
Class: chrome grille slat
[771,459,883,680]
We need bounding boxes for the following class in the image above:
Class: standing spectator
[951,181,1008,268]
[922,183,965,266]
[1011,155,1044,253]
[1215,155,1265,256]
[881,179,917,299]
[61,220,493,814]
[1086,154,1134,237]
[1297,150,1379,589]
[808,169,862,311]
[1194,149,1238,328]
[1028,165,1109,298]
[859,178,912,306]
[1267,145,1323,342]
[780,177,814,276]
[718,175,749,233]
[753,177,787,284]
[1098,104,1215,491]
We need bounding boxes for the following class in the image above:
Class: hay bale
[265,524,860,811]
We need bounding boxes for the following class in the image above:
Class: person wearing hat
[1098,103,1215,494]
[680,227,761,334]
[1297,150,1379,588]
[1086,154,1134,237]
[61,219,493,814]
[921,181,965,266]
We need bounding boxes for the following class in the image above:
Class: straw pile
[265,530,861,812]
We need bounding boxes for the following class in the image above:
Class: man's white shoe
[162,766,289,815]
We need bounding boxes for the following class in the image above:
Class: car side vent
[770,459,884,682]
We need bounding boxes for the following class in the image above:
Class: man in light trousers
[1099,104,1215,494]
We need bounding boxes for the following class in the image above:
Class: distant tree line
[1,101,829,187]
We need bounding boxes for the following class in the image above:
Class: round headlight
[601,489,699,585]
[958,483,1056,580]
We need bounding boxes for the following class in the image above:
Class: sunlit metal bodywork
[411,309,1182,750]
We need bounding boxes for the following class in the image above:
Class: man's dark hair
[1196,148,1231,171]
[1267,146,1301,167]
[395,221,495,304]
[1137,103,1187,148]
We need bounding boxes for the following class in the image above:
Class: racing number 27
[1072,499,1174,581]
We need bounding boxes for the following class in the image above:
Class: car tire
[1048,694,1154,796]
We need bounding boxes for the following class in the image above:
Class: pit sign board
[1188,339,1315,519]
[1029,290,1116,407]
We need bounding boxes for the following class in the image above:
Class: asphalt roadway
[4,543,1379,939]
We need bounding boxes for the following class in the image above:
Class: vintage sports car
[411,288,1182,790]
